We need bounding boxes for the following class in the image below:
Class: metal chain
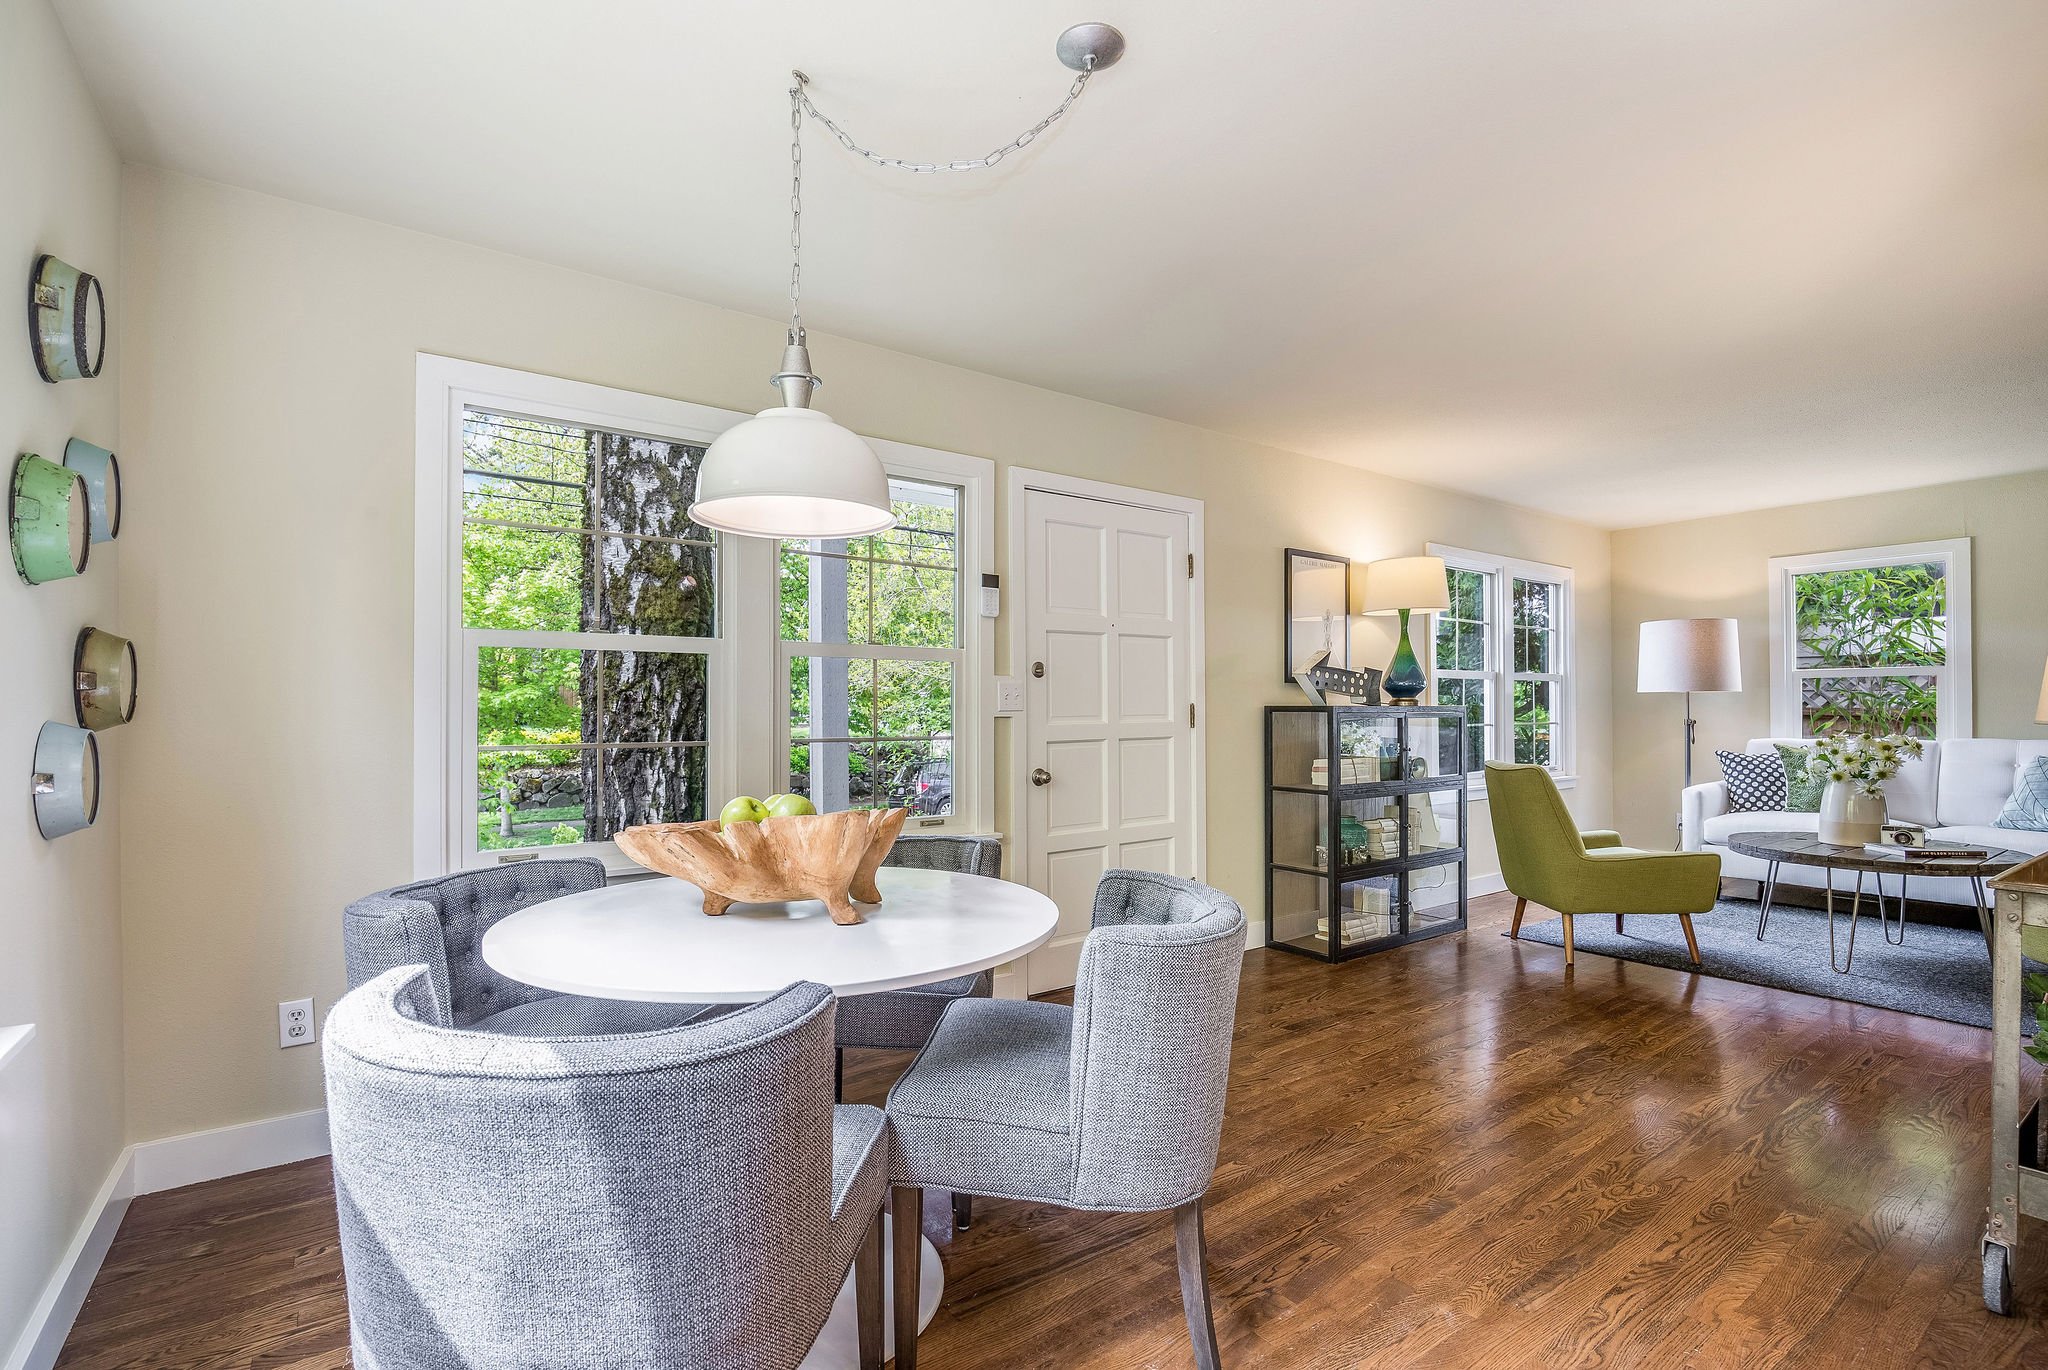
[795,65,1094,175]
[788,79,805,341]
[784,61,1095,342]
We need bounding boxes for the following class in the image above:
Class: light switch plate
[995,677,1024,715]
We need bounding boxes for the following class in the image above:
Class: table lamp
[1637,618,1742,791]
[1355,556,1450,705]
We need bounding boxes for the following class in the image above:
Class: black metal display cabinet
[1264,704,1470,961]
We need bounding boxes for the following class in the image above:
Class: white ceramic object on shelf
[1819,781,1887,846]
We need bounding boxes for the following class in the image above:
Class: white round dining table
[480,862,1058,1369]
[481,865,1058,1003]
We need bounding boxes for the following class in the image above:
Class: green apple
[763,793,817,818]
[719,795,770,827]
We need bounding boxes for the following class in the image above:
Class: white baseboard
[2,1109,333,1370]
[130,1108,331,1196]
[3,1153,133,1370]
[1469,871,1507,899]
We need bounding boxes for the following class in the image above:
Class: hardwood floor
[56,892,2048,1368]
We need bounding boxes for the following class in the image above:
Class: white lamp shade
[1637,618,1741,693]
[2036,656,2047,724]
[693,407,895,539]
[1354,555,1451,615]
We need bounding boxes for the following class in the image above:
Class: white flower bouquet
[1806,732,1925,798]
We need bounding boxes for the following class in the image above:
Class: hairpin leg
[1755,862,1781,940]
[1829,865,1864,974]
[1879,868,1908,946]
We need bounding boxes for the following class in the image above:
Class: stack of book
[1317,883,1396,942]
[1308,756,1375,788]
[1358,816,1399,861]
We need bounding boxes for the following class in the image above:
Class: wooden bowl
[614,808,909,925]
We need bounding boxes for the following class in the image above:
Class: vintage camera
[1877,823,1928,848]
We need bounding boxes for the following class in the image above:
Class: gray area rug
[1509,897,2036,1031]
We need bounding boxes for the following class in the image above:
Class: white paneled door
[1022,488,1195,993]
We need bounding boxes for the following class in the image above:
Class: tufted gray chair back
[1068,870,1246,1211]
[342,860,604,1027]
[325,968,853,1370]
[881,834,1002,879]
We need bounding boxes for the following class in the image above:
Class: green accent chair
[1484,762,1721,968]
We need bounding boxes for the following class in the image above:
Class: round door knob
[1031,768,1052,786]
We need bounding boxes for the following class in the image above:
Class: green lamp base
[1384,607,1427,704]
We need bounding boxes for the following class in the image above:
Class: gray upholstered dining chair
[342,859,713,1034]
[884,869,1246,1370]
[834,833,1003,1229]
[324,967,889,1370]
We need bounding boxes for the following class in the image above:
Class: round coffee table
[1727,830,2028,973]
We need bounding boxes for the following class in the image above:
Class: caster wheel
[1985,1242,2014,1316]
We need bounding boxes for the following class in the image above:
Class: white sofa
[1682,738,2048,907]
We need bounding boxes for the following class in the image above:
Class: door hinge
[1190,702,1196,728]
[1187,553,1194,579]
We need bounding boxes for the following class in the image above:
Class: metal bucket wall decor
[62,438,121,543]
[10,453,90,585]
[31,721,100,839]
[74,628,138,731]
[29,254,106,382]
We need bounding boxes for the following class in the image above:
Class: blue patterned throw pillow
[1996,756,2048,833]
[1717,749,1788,813]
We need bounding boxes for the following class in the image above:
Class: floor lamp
[1638,619,1742,831]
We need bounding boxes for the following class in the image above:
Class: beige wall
[117,165,1612,1142]
[0,0,125,1353]
[1610,468,2048,848]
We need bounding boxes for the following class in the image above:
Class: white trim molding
[3,1155,132,1370]
[1765,537,1972,739]
[3,1109,336,1370]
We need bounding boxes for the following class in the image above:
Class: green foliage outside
[1793,563,1943,736]
[781,489,958,807]
[1434,569,1557,768]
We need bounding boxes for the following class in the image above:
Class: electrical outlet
[278,998,316,1049]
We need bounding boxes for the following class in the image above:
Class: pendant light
[693,24,1127,540]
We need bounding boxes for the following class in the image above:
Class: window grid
[1764,541,1970,742]
[1430,550,1572,778]
[780,477,966,821]
[460,408,720,859]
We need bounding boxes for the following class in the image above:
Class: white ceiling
[52,0,2048,528]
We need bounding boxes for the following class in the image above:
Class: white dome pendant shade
[693,337,894,540]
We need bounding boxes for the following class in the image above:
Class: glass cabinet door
[1336,713,1402,784]
[1403,789,1461,860]
[1401,714,1465,783]
[1335,874,1401,949]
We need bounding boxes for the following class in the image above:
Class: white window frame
[1766,538,1971,740]
[415,356,993,878]
[772,442,995,838]
[1427,543,1576,791]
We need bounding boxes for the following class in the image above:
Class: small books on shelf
[1309,757,1376,787]
[1863,841,1992,860]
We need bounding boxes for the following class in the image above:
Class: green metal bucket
[29,254,106,382]
[11,453,90,585]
